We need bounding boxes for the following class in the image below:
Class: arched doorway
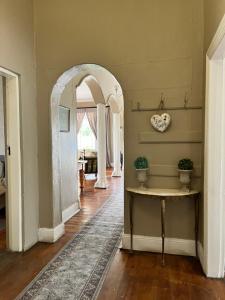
[49,64,124,236]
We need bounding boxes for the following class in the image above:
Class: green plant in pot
[134,157,149,189]
[178,158,194,192]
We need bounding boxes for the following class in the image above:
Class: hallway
[0,172,122,300]
[0,171,225,299]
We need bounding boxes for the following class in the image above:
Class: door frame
[204,15,225,278]
[0,66,23,252]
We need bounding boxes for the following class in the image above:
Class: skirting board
[62,203,80,223]
[38,223,65,243]
[122,234,203,258]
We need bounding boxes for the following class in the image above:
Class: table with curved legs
[126,187,200,265]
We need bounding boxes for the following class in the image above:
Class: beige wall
[0,0,39,250]
[77,101,95,109]
[59,81,79,212]
[34,0,204,240]
[205,0,225,50]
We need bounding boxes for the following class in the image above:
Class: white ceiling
[76,81,93,102]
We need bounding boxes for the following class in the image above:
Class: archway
[50,64,124,236]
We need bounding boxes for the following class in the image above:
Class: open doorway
[77,112,98,184]
[50,64,124,231]
[204,15,225,278]
[76,78,123,198]
[0,68,22,252]
[0,76,6,250]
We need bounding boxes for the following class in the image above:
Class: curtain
[106,107,112,168]
[78,106,112,168]
[76,108,86,133]
[86,108,97,139]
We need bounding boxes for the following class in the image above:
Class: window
[78,114,96,150]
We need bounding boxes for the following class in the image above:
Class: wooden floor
[0,171,225,299]
[0,170,120,300]
[98,252,225,300]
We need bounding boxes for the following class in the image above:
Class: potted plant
[134,157,149,189]
[178,158,193,191]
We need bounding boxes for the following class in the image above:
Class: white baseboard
[62,203,80,223]
[38,222,65,243]
[122,234,196,256]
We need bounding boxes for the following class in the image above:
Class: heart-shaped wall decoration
[150,113,171,132]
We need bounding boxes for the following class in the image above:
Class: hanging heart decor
[150,113,171,132]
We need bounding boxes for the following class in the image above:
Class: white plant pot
[136,168,149,189]
[178,169,192,192]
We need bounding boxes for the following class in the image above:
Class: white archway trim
[50,64,124,239]
[107,94,121,114]
[0,67,22,251]
[83,75,105,105]
[204,14,225,278]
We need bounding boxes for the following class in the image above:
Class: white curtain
[78,106,112,168]
[76,108,86,133]
[86,108,97,139]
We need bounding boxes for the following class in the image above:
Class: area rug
[17,190,124,300]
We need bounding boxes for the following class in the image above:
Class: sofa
[79,150,97,176]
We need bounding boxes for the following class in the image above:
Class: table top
[0,185,6,196]
[77,160,88,164]
[126,187,200,197]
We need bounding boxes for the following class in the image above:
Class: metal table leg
[129,193,134,253]
[195,195,200,258]
[161,198,166,265]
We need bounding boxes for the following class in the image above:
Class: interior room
[1,1,225,299]
[76,80,113,190]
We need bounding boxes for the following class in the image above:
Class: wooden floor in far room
[0,169,225,299]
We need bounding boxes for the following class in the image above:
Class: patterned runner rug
[17,190,124,300]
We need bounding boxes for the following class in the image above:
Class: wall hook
[184,92,188,109]
[159,93,165,110]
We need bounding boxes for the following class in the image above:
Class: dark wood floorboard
[98,250,225,300]
[0,169,119,300]
[0,170,225,300]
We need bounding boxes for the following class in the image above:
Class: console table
[126,187,200,265]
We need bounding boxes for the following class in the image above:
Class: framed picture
[59,106,70,132]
